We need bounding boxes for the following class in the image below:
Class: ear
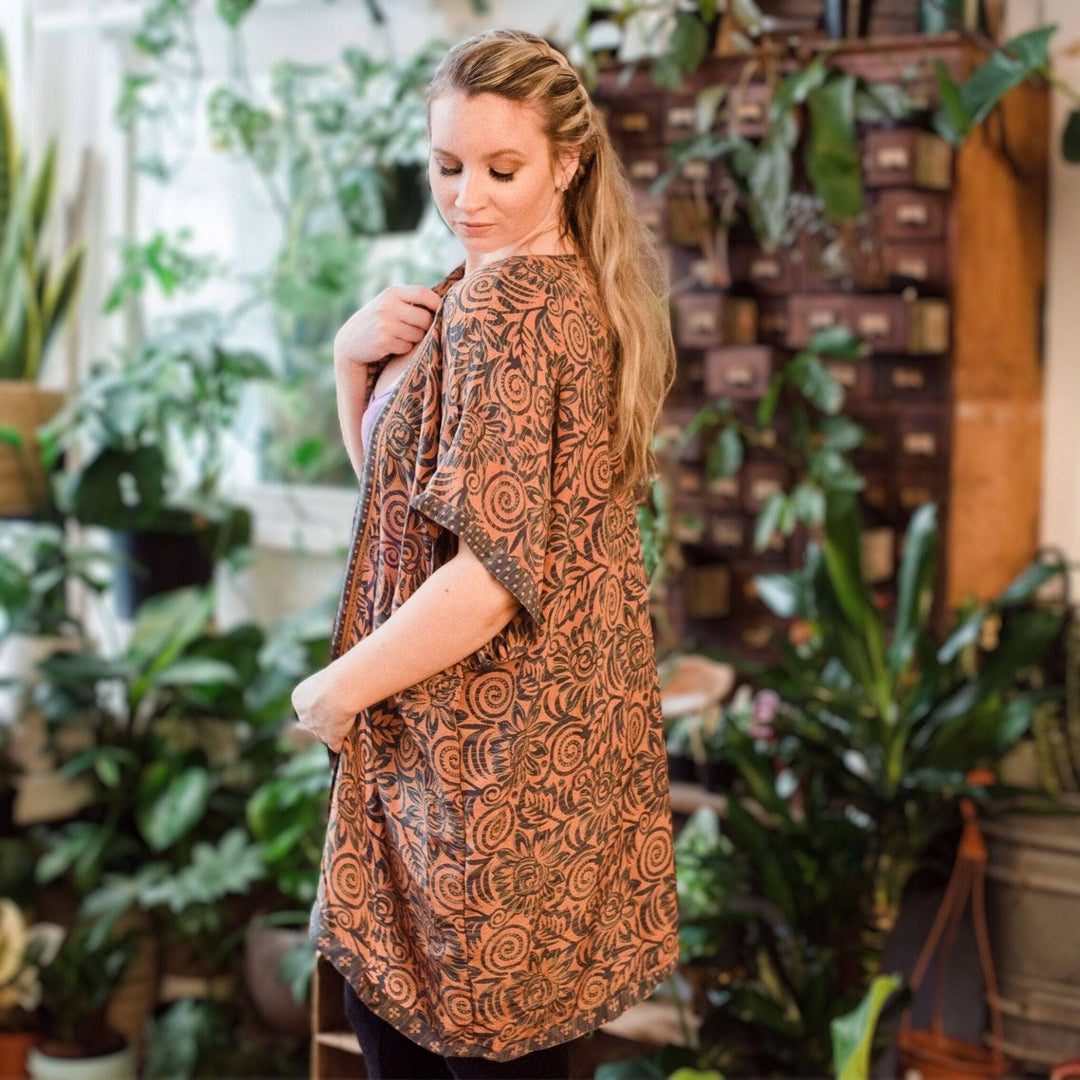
[557,148,582,190]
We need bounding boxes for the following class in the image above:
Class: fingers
[395,301,437,336]
[396,285,442,313]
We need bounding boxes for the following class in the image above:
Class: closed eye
[437,165,515,183]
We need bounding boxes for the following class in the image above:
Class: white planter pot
[26,1043,137,1080]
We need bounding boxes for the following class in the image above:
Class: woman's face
[428,90,575,260]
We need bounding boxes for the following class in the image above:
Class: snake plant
[0,33,84,382]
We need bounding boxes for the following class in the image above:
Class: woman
[294,28,679,1079]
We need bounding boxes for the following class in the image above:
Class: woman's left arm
[292,544,518,752]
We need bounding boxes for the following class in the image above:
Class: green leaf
[792,482,825,526]
[754,492,786,552]
[806,324,866,359]
[932,26,1057,145]
[931,59,972,145]
[818,416,864,452]
[137,767,213,852]
[770,54,829,122]
[155,656,240,687]
[832,973,903,1080]
[747,138,793,246]
[1064,110,1080,164]
[695,84,729,134]
[710,423,744,477]
[888,502,938,674]
[923,608,1064,732]
[806,74,862,222]
[754,570,803,618]
[788,352,843,414]
[995,558,1066,607]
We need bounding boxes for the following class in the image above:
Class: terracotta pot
[0,382,65,518]
[897,1026,1007,1079]
[243,923,310,1037]
[0,1030,37,1080]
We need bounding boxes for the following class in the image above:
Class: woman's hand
[333,284,442,369]
[291,663,358,755]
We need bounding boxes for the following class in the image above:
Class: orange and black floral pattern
[309,253,681,1062]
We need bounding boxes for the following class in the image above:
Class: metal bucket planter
[981,793,1080,1070]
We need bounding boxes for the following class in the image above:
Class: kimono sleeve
[408,283,560,632]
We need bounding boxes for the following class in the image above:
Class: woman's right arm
[332,284,442,484]
[334,351,381,485]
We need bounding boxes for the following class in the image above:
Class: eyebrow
[432,146,526,161]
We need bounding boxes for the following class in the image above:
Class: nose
[452,169,487,215]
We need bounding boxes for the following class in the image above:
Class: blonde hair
[426,29,677,504]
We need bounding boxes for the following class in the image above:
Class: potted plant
[0,899,65,1078]
[25,917,141,1079]
[0,33,85,520]
[241,742,330,1036]
[971,564,1080,1069]
[27,583,333,1038]
[659,652,736,787]
[34,312,271,617]
[0,520,132,825]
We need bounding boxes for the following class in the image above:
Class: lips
[460,221,494,227]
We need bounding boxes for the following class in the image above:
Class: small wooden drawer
[862,128,953,190]
[879,189,948,241]
[658,408,704,460]
[823,357,874,402]
[757,297,789,346]
[667,195,713,248]
[662,94,701,145]
[705,472,741,510]
[674,462,705,497]
[895,466,948,513]
[798,223,883,293]
[608,95,664,147]
[671,492,708,545]
[740,461,789,514]
[706,513,748,556]
[907,298,950,354]
[704,345,779,400]
[896,408,947,462]
[882,241,949,290]
[724,296,759,346]
[860,467,895,521]
[850,413,895,463]
[787,294,907,353]
[862,526,896,585]
[730,612,790,652]
[714,83,771,137]
[684,563,731,619]
[672,291,725,349]
[728,561,768,618]
[729,242,798,295]
[623,147,670,191]
[874,358,947,401]
[665,156,728,198]
[732,404,789,457]
[632,189,668,244]
[798,231,849,293]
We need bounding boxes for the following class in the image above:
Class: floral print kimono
[309,252,681,1062]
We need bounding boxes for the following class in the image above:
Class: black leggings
[342,978,572,1079]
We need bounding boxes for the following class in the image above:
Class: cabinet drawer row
[604,106,954,192]
[695,345,949,402]
[680,524,899,623]
[670,452,949,531]
[649,189,951,291]
[671,290,950,354]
